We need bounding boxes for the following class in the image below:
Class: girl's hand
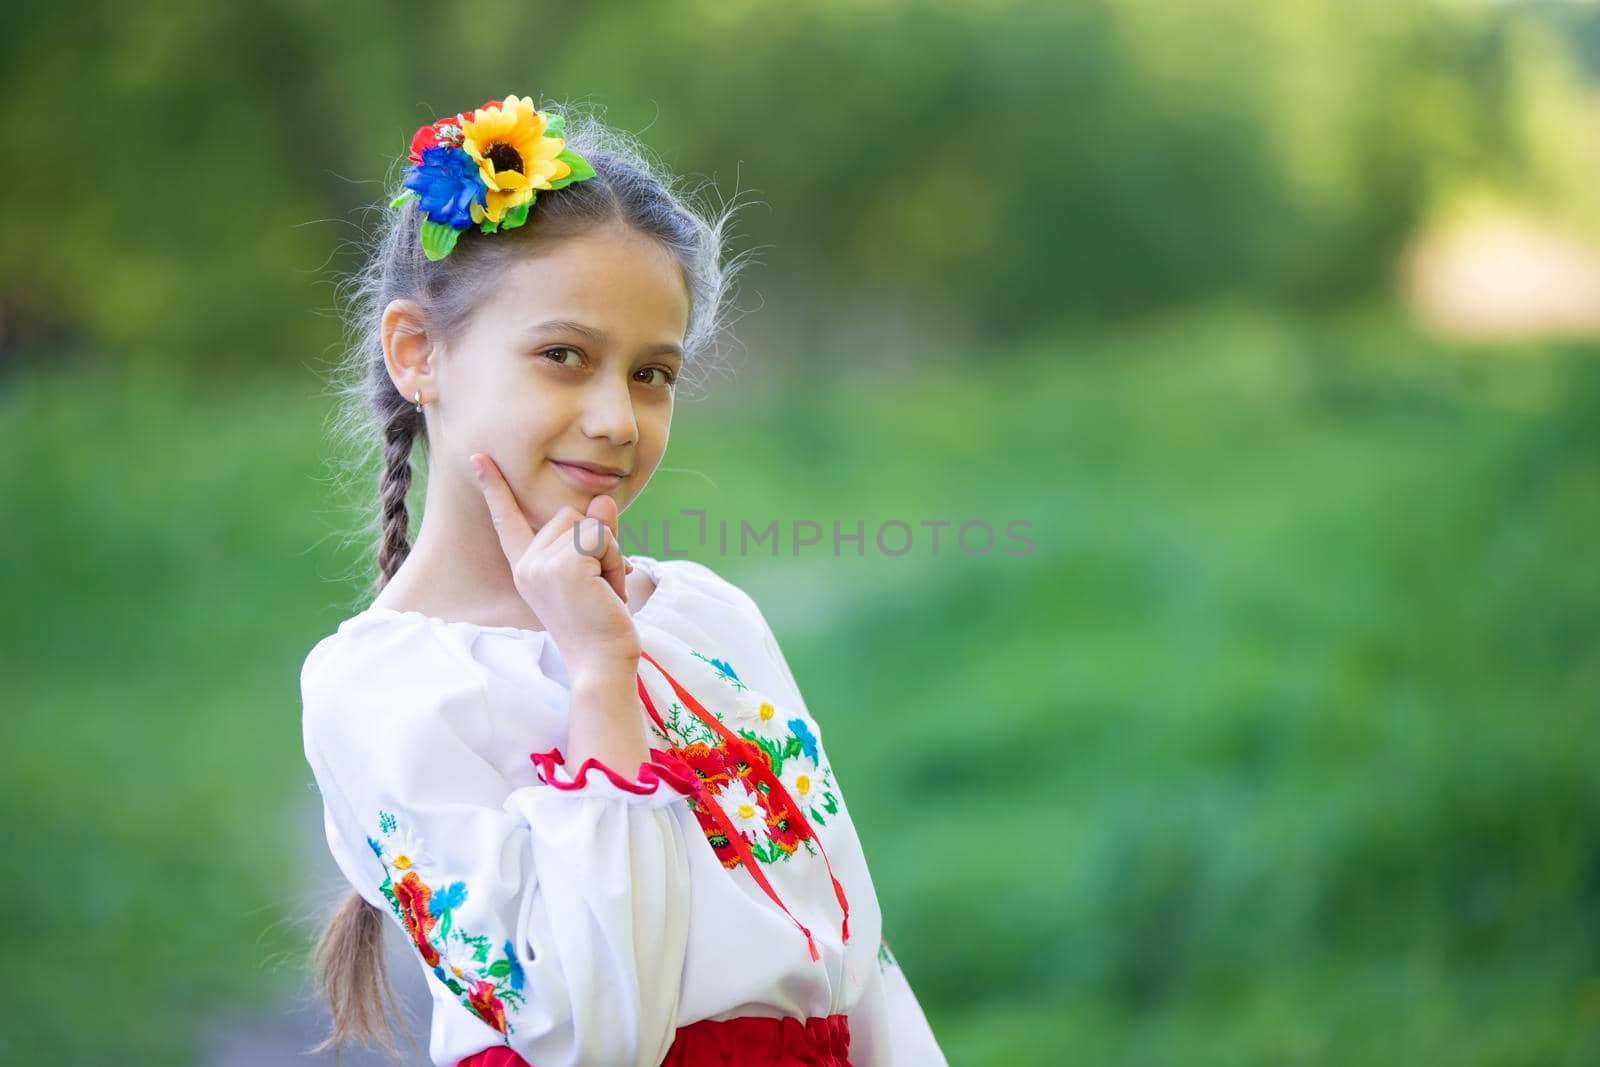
[470,452,639,682]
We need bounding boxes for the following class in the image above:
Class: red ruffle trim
[529,745,701,796]
[456,1012,853,1067]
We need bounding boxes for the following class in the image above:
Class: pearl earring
[414,390,423,413]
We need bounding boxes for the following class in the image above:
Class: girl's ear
[380,298,434,403]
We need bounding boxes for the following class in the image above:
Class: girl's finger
[470,453,534,564]
[585,494,629,602]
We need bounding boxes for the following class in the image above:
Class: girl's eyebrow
[522,318,683,358]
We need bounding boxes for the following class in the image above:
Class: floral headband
[390,95,596,261]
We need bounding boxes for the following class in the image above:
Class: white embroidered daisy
[779,758,816,812]
[382,825,432,872]
[717,775,771,844]
[729,698,788,744]
[441,932,481,982]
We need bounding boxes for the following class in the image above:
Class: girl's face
[414,222,690,530]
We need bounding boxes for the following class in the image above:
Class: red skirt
[457,1013,853,1067]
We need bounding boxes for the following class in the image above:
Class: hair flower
[390,94,597,262]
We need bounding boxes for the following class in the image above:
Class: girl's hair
[308,99,752,1060]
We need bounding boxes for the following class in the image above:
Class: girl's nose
[581,378,639,445]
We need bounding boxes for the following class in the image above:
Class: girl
[300,95,948,1067]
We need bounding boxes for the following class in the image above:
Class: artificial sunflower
[459,94,573,225]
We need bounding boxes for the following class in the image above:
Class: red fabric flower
[407,100,505,163]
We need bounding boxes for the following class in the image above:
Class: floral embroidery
[646,651,843,867]
[690,649,747,692]
[368,810,527,1040]
[877,938,899,973]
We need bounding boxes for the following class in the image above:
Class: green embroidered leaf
[488,959,512,978]
[439,910,452,938]
[445,978,464,994]
[421,220,463,260]
[379,811,397,834]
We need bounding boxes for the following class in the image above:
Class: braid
[375,413,418,591]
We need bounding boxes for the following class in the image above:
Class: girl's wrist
[565,673,652,774]
[569,661,639,696]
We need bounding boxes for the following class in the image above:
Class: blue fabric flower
[429,880,468,917]
[403,146,487,230]
[788,717,818,764]
[503,939,526,990]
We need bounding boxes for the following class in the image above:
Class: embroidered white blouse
[300,554,948,1067]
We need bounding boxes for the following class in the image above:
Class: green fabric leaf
[420,220,463,261]
[543,113,566,137]
[479,215,500,234]
[547,150,596,191]
[500,199,531,230]
[390,191,416,209]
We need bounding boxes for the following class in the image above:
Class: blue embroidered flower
[403,146,488,229]
[503,940,526,990]
[788,718,818,763]
[429,880,468,917]
[366,835,384,859]
[711,657,739,681]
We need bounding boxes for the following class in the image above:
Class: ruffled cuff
[529,746,701,804]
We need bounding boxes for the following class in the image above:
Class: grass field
[4,301,1597,1064]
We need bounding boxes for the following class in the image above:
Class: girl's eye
[639,366,678,387]
[541,346,582,367]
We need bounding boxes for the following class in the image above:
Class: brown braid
[376,412,418,590]
[307,407,423,1062]
[306,893,411,1062]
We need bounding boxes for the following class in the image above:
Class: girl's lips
[550,459,623,492]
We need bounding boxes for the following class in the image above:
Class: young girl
[300,95,948,1067]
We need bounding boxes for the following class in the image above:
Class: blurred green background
[5,1,1600,1064]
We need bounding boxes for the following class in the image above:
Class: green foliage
[4,1,1600,370]
[4,304,1598,1061]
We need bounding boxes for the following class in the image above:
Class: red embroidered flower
[677,740,780,867]
[393,871,440,967]
[672,741,723,780]
[764,788,803,855]
[467,979,508,1034]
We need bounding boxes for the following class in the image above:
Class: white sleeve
[846,938,949,1066]
[301,631,695,1067]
